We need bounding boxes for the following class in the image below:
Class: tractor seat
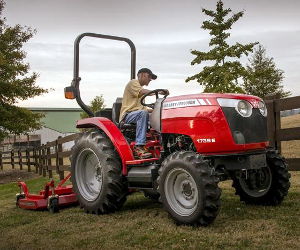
[112,98,136,130]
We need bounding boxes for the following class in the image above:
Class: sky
[4,0,300,108]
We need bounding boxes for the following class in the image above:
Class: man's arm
[139,88,170,97]
[138,88,152,97]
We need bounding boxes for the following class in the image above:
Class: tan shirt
[119,79,147,121]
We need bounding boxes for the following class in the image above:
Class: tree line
[0,0,290,138]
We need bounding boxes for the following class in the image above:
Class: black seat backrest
[112,97,123,124]
[95,108,112,120]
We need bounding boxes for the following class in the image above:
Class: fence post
[274,99,282,153]
[11,149,14,169]
[33,148,37,173]
[266,100,276,148]
[265,94,282,152]
[56,136,64,180]
[26,149,31,172]
[42,145,46,177]
[18,149,23,170]
[0,151,2,170]
[46,143,52,178]
[38,146,42,175]
[34,148,38,173]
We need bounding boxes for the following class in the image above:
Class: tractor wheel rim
[239,167,272,197]
[75,148,103,201]
[164,168,198,216]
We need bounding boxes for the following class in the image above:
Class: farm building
[0,108,82,151]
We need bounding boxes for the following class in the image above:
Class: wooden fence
[0,95,300,177]
[266,95,300,171]
[0,133,79,179]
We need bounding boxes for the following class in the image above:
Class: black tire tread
[232,151,290,205]
[157,151,221,226]
[71,129,128,214]
[143,190,160,202]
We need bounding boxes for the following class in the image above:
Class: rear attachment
[16,173,78,213]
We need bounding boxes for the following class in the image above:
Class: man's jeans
[124,110,149,145]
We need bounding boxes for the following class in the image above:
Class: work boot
[133,145,152,159]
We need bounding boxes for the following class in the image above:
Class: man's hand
[159,89,169,96]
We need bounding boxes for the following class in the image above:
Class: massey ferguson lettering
[163,99,211,109]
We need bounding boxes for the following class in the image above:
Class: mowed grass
[0,171,299,250]
[0,115,299,249]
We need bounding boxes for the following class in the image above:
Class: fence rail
[0,133,80,179]
[1,95,300,177]
[266,95,300,171]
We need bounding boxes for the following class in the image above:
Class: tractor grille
[221,107,268,144]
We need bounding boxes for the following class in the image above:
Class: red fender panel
[76,117,134,175]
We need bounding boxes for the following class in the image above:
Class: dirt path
[0,169,40,184]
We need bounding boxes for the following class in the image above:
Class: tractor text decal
[163,99,212,109]
[197,138,216,143]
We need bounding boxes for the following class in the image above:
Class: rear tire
[158,151,221,226]
[232,151,290,205]
[71,129,128,214]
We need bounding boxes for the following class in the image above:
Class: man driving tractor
[64,33,290,227]
[120,68,168,159]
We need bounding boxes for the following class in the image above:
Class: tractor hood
[160,92,268,155]
[163,93,263,109]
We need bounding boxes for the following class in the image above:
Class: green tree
[80,95,106,119]
[0,0,47,141]
[186,0,257,93]
[243,45,291,99]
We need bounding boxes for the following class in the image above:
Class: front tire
[158,151,221,226]
[143,190,160,202]
[71,130,128,214]
[232,151,290,205]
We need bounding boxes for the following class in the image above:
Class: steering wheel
[140,89,169,109]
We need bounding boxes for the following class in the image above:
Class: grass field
[0,114,299,249]
[281,114,300,158]
[0,171,299,249]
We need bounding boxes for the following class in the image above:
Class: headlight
[258,101,267,117]
[236,100,252,117]
[217,98,253,118]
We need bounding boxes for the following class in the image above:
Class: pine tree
[0,0,47,141]
[186,0,257,93]
[243,45,291,99]
[80,95,106,119]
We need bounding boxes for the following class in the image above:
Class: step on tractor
[64,33,290,226]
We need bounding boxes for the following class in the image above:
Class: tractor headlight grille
[258,101,267,117]
[217,98,268,144]
[236,100,252,117]
[217,98,252,118]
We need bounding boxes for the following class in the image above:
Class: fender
[76,117,134,175]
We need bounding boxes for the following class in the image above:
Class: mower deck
[16,173,77,212]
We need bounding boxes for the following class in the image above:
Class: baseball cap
[138,68,157,80]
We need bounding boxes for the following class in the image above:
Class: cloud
[7,0,299,108]
[19,27,300,109]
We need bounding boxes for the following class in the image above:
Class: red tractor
[65,33,290,226]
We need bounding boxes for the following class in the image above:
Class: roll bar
[65,33,136,117]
